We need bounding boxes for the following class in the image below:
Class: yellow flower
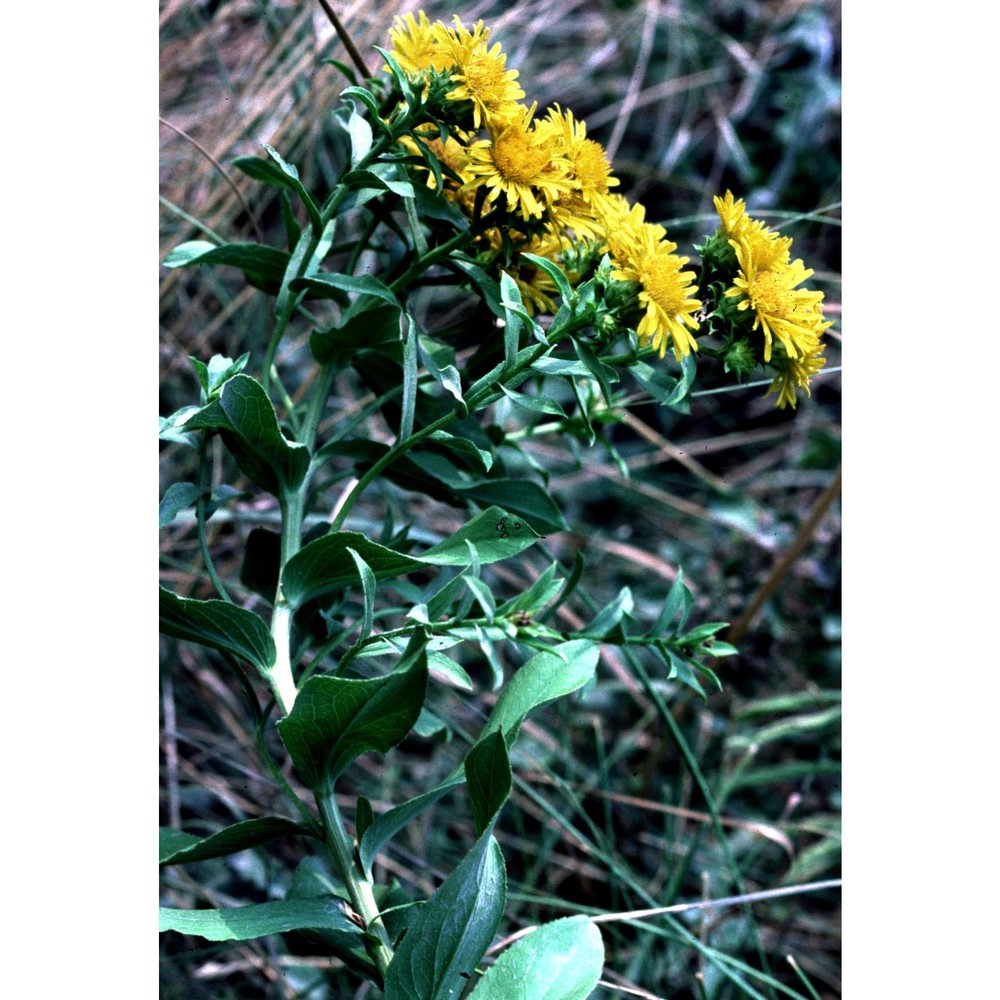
[439,16,525,129]
[726,243,829,362]
[387,11,453,74]
[714,190,831,367]
[713,190,791,271]
[459,104,574,221]
[767,345,827,409]
[601,198,702,361]
[545,106,620,204]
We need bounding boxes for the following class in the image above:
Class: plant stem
[316,788,394,980]
[268,487,307,715]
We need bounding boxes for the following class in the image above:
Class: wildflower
[713,190,791,272]
[439,16,525,129]
[713,190,832,403]
[459,104,574,221]
[766,345,827,409]
[545,106,619,205]
[726,245,829,362]
[387,11,453,74]
[601,198,702,361]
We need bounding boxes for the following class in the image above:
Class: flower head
[600,197,702,360]
[387,11,453,74]
[439,16,525,129]
[726,244,829,362]
[458,104,573,221]
[766,345,828,408]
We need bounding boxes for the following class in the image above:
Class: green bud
[699,229,739,287]
[723,338,758,378]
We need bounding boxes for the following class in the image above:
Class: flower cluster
[708,191,832,407]
[386,11,701,362]
[384,14,831,406]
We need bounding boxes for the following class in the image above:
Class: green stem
[195,431,233,602]
[329,315,589,532]
[316,787,394,980]
[268,487,306,715]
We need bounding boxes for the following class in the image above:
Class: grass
[160,1,841,997]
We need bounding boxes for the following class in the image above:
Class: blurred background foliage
[160,1,841,997]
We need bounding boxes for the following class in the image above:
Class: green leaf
[275,217,336,323]
[159,482,203,528]
[480,640,599,745]
[311,302,402,367]
[359,776,464,876]
[455,480,568,535]
[159,818,315,866]
[161,241,290,294]
[499,383,567,417]
[290,272,399,306]
[160,898,361,942]
[581,587,634,641]
[282,508,540,610]
[234,145,322,235]
[499,271,527,366]
[346,547,377,644]
[420,506,540,565]
[190,352,250,400]
[677,621,730,644]
[650,570,693,637]
[496,563,563,617]
[400,317,418,441]
[218,375,310,495]
[159,586,275,675]
[346,107,373,166]
[355,797,375,842]
[383,830,506,1000]
[573,340,619,406]
[429,431,491,472]
[520,252,573,301]
[357,639,597,875]
[281,533,425,609]
[277,651,427,789]
[465,731,512,837]
[341,86,383,123]
[467,916,604,1000]
[159,405,202,447]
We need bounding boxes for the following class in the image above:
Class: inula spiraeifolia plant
[159,11,833,997]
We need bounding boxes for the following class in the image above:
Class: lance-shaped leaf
[467,915,604,1000]
[277,652,427,790]
[383,828,506,1000]
[479,640,600,745]
[281,507,540,610]
[159,818,316,866]
[159,586,275,675]
[160,897,361,942]
[161,241,290,294]
[233,145,322,235]
[465,731,511,837]
[290,271,399,306]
